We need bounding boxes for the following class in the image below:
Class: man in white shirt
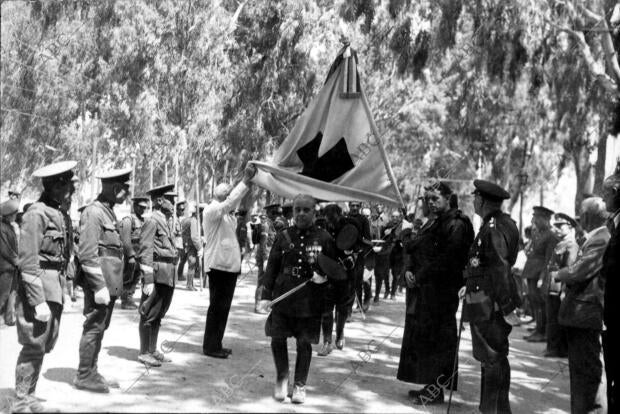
[201,164,256,359]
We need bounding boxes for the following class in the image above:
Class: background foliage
[1,0,619,217]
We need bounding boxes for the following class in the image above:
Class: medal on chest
[306,240,322,265]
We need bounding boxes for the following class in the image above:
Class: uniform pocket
[101,223,121,248]
[40,228,64,256]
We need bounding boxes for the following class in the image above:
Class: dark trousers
[471,311,513,414]
[15,293,63,399]
[139,283,174,354]
[374,255,390,299]
[255,247,267,305]
[545,295,567,355]
[202,269,238,353]
[0,270,16,324]
[121,262,139,302]
[186,248,200,288]
[177,248,187,280]
[320,280,352,343]
[566,327,606,414]
[77,289,116,380]
[271,337,312,387]
[527,279,546,335]
[603,330,618,413]
[390,260,404,295]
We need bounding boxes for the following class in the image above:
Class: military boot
[14,361,44,412]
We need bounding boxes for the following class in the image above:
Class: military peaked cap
[146,184,176,198]
[132,197,149,207]
[265,203,281,210]
[33,160,77,182]
[472,179,510,201]
[533,206,555,217]
[553,213,577,228]
[95,167,132,183]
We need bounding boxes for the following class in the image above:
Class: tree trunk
[572,150,591,216]
[593,119,608,195]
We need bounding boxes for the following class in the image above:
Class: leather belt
[154,255,178,264]
[283,266,307,279]
[40,261,64,270]
[98,246,123,259]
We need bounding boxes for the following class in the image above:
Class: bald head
[293,194,316,229]
[580,197,609,232]
[214,183,232,201]
[293,194,316,208]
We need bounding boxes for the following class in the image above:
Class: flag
[251,45,404,207]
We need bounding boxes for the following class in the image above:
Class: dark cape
[397,209,474,388]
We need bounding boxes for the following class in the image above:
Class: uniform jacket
[17,196,69,306]
[557,225,610,330]
[78,198,124,296]
[522,227,557,280]
[258,216,277,259]
[173,216,183,249]
[119,214,143,259]
[261,225,336,317]
[464,210,520,317]
[543,236,579,295]
[347,213,371,252]
[181,215,202,252]
[138,210,178,286]
[602,211,619,329]
[0,219,18,273]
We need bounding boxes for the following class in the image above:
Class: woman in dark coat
[397,183,474,405]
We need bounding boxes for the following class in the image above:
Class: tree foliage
[1,0,619,215]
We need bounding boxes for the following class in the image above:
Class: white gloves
[503,310,521,326]
[34,302,51,322]
[142,283,154,296]
[258,299,271,313]
[94,287,111,305]
[311,272,327,285]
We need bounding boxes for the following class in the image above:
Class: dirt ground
[0,260,571,413]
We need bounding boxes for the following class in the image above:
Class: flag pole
[359,90,406,210]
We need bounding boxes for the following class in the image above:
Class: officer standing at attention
[74,167,131,393]
[258,194,337,404]
[461,180,521,414]
[137,184,178,367]
[175,200,187,282]
[119,197,149,309]
[1,199,19,326]
[13,161,76,412]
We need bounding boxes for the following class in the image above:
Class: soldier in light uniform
[1,199,19,326]
[74,167,131,393]
[462,180,521,414]
[174,200,186,282]
[118,197,148,309]
[12,161,77,412]
[258,194,337,404]
[137,184,178,367]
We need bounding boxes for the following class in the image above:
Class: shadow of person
[105,345,138,361]
[42,367,76,385]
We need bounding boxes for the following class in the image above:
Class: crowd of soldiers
[0,159,618,413]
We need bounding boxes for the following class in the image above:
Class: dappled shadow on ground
[106,346,139,362]
[43,367,76,386]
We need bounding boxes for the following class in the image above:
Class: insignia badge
[470,257,480,268]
